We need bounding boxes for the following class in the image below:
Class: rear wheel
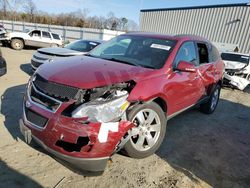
[11,39,24,50]
[124,102,166,158]
[200,84,221,114]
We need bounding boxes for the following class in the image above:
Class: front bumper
[20,87,134,172]
[19,119,109,173]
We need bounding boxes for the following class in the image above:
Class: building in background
[140,3,250,53]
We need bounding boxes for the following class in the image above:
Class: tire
[11,39,24,50]
[200,84,221,114]
[124,102,167,158]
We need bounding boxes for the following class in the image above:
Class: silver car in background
[31,40,103,70]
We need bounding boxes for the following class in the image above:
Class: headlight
[72,90,130,123]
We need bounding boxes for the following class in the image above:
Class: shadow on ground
[20,63,33,76]
[1,84,250,186]
[157,99,250,188]
[1,84,26,140]
[0,161,42,187]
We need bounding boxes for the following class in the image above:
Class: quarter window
[52,33,60,40]
[210,45,221,62]
[174,42,198,68]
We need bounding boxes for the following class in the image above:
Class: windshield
[89,35,177,69]
[65,40,100,52]
[221,53,249,64]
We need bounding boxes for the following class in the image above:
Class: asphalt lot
[0,47,250,188]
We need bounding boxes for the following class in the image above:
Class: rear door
[41,31,53,47]
[195,42,217,95]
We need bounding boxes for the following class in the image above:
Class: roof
[140,3,250,13]
[122,32,210,42]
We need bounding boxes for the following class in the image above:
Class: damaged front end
[20,74,136,173]
[222,53,250,91]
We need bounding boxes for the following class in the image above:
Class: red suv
[20,33,224,173]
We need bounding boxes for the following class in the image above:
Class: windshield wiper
[101,57,139,67]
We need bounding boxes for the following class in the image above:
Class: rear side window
[197,43,209,64]
[52,33,60,40]
[210,45,221,62]
[42,31,51,39]
[174,41,198,67]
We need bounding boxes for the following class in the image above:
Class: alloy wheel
[129,109,161,152]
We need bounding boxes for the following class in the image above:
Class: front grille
[30,86,60,111]
[25,106,48,128]
[33,74,80,100]
[31,60,43,68]
[33,55,48,61]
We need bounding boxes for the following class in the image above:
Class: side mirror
[176,61,196,72]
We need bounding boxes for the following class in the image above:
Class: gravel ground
[0,47,250,188]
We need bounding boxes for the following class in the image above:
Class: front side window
[30,30,41,37]
[174,41,198,68]
[90,35,177,69]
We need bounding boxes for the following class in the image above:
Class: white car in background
[222,52,250,90]
[4,29,63,50]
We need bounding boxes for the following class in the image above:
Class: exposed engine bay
[31,74,136,123]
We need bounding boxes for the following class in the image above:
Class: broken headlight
[71,90,130,123]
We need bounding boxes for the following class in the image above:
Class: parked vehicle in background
[4,29,63,50]
[0,24,7,39]
[0,48,7,76]
[31,40,103,70]
[222,52,250,90]
[20,33,224,173]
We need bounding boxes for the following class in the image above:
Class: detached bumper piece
[19,119,109,174]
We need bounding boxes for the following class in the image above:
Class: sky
[34,0,248,23]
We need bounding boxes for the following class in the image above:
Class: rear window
[52,33,61,40]
[221,53,249,64]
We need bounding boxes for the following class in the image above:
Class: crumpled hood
[38,47,84,56]
[37,56,153,89]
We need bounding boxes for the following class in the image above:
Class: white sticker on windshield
[150,44,171,51]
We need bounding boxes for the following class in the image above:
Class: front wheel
[11,39,24,50]
[124,102,167,158]
[200,84,221,114]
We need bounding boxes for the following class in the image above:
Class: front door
[167,41,205,115]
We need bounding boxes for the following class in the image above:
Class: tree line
[0,0,139,31]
